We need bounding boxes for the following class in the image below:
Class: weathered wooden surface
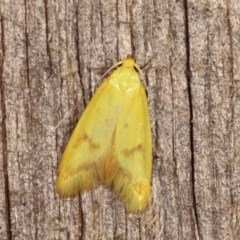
[0,0,240,239]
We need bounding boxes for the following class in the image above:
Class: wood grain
[0,0,240,239]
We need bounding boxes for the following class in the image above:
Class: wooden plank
[0,51,8,240]
[0,0,240,239]
[189,1,240,239]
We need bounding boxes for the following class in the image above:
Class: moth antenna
[100,60,123,80]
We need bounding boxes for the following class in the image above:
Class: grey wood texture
[0,0,240,239]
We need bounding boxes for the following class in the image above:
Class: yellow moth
[57,55,152,212]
